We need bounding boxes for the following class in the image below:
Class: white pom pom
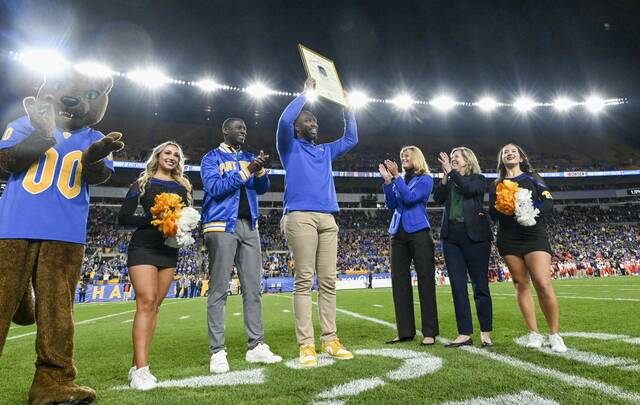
[514,188,539,226]
[165,207,200,248]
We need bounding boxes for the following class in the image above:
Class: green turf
[2,277,640,404]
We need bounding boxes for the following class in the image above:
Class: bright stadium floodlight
[127,68,172,88]
[391,94,415,109]
[74,62,114,77]
[195,78,219,92]
[347,91,369,109]
[430,95,456,111]
[246,82,271,99]
[585,95,605,113]
[513,96,537,113]
[553,97,576,112]
[476,96,498,112]
[18,49,69,73]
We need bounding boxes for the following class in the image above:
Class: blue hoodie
[276,93,358,213]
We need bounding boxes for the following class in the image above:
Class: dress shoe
[420,337,436,346]
[444,338,473,348]
[385,336,414,344]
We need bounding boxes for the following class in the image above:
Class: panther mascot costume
[0,66,124,404]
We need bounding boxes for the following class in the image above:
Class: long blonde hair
[400,145,430,175]
[137,141,193,204]
[450,146,481,175]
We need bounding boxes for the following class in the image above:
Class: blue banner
[76,281,202,303]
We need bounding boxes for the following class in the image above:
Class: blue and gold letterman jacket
[200,142,269,233]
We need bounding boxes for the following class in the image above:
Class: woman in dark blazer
[433,147,494,348]
[379,146,439,346]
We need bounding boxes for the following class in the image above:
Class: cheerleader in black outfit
[118,141,193,390]
[489,143,567,353]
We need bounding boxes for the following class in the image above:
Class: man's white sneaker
[549,333,568,353]
[129,366,157,391]
[210,350,230,373]
[129,366,157,383]
[245,343,283,364]
[525,332,544,349]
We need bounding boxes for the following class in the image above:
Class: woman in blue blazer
[379,146,439,346]
[433,147,493,348]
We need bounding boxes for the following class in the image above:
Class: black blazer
[432,171,493,242]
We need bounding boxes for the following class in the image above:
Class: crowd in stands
[112,143,640,173]
[81,203,639,285]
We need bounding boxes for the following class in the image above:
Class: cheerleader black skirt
[496,224,552,257]
[127,244,179,269]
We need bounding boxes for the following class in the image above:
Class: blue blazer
[383,174,433,235]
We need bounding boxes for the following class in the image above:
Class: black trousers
[390,228,439,338]
[442,222,493,335]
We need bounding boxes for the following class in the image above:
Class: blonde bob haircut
[450,146,482,175]
[400,145,430,175]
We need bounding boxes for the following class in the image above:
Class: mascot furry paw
[0,66,124,405]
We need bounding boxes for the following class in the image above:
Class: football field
[3,277,640,404]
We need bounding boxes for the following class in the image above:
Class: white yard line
[553,284,640,288]
[272,295,640,403]
[491,293,640,302]
[439,390,559,405]
[7,301,181,341]
[113,368,265,390]
[514,335,639,370]
[459,345,640,403]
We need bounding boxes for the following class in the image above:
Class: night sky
[1,0,639,147]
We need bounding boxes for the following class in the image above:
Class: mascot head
[36,67,113,131]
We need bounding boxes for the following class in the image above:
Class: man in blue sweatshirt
[201,118,282,374]
[277,78,358,367]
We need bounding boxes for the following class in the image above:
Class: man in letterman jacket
[201,118,282,374]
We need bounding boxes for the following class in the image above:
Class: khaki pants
[282,211,338,345]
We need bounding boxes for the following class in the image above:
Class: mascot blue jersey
[0,116,114,244]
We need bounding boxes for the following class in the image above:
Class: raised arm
[328,109,358,161]
[0,103,57,173]
[277,79,316,155]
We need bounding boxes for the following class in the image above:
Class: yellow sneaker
[321,339,354,360]
[299,344,317,368]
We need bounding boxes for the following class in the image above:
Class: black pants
[390,228,439,338]
[442,222,492,335]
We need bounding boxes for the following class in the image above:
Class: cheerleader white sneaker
[210,350,230,373]
[525,331,544,349]
[549,333,568,353]
[129,366,157,383]
[129,366,157,391]
[245,343,283,364]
